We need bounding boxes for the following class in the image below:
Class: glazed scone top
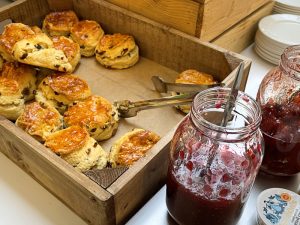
[175,69,216,85]
[96,33,136,59]
[45,126,89,155]
[39,73,91,102]
[0,23,35,59]
[0,77,20,96]
[64,95,114,128]
[52,36,80,62]
[43,10,79,36]
[16,101,62,139]
[70,20,104,46]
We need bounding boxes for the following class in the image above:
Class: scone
[70,20,104,57]
[0,77,24,120]
[35,73,91,113]
[0,23,35,61]
[174,69,216,113]
[109,129,160,167]
[16,101,63,142]
[95,33,139,69]
[12,33,73,72]
[31,26,43,34]
[42,10,79,37]
[64,95,119,141]
[1,62,37,101]
[45,126,108,172]
[52,36,81,72]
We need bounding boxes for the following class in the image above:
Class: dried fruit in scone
[1,62,37,101]
[52,36,81,72]
[95,33,139,69]
[12,33,73,72]
[109,129,160,167]
[64,95,119,141]
[173,69,217,113]
[16,101,63,142]
[42,10,79,37]
[35,73,91,113]
[70,20,104,57]
[0,23,35,61]
[45,126,108,172]
[0,78,24,120]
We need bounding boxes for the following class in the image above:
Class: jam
[260,101,300,175]
[166,88,263,225]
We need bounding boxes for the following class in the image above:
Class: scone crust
[15,101,63,141]
[95,33,136,59]
[12,33,72,72]
[45,125,89,155]
[175,69,216,85]
[1,62,37,101]
[64,95,119,141]
[52,36,81,72]
[70,20,104,57]
[0,23,35,61]
[42,10,79,37]
[109,129,160,167]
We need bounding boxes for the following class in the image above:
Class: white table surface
[1,41,300,224]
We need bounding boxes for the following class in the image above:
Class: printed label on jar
[257,188,300,225]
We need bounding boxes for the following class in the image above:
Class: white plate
[255,42,282,60]
[259,14,300,45]
[276,0,300,8]
[274,5,300,14]
[255,45,280,65]
[255,31,287,54]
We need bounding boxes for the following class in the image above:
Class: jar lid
[257,188,300,225]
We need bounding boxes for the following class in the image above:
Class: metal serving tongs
[151,76,224,93]
[114,92,196,118]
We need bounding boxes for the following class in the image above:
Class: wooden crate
[211,1,275,53]
[104,0,271,41]
[0,0,251,225]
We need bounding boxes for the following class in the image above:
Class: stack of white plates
[255,14,300,65]
[274,0,300,15]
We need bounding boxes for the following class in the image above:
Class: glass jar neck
[279,45,300,81]
[190,87,262,142]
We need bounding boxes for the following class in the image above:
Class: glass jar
[166,87,263,225]
[257,45,300,176]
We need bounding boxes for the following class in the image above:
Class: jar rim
[280,45,300,81]
[191,87,262,138]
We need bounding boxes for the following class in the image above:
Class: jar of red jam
[257,45,300,176]
[166,87,263,225]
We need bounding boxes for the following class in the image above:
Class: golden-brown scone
[45,126,108,172]
[64,95,119,141]
[174,69,216,113]
[109,129,160,167]
[52,36,81,72]
[0,23,35,61]
[35,73,91,113]
[12,33,72,72]
[1,62,37,101]
[70,20,104,57]
[16,101,63,142]
[42,10,79,37]
[95,33,139,69]
[31,26,43,34]
[0,77,24,120]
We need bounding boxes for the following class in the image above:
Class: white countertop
[1,44,299,225]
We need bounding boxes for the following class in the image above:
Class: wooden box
[0,0,251,225]
[104,0,271,42]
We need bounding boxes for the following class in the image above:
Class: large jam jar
[166,87,263,225]
[257,45,300,176]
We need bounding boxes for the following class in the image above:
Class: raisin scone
[109,129,160,167]
[45,126,108,172]
[12,33,73,72]
[16,101,63,142]
[64,95,119,141]
[95,33,139,69]
[35,73,91,113]
[42,10,79,37]
[70,20,104,57]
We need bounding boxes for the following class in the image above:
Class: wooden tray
[0,0,251,225]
